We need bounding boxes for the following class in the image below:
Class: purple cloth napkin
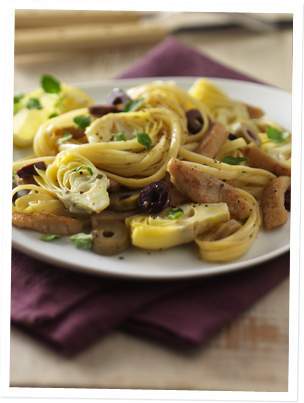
[11,37,290,357]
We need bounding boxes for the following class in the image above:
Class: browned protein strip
[261,176,291,229]
[194,121,228,158]
[91,208,142,227]
[12,212,83,235]
[159,180,191,207]
[16,176,37,185]
[167,158,250,219]
[242,142,291,177]
[236,101,265,119]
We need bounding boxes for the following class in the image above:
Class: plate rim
[12,76,291,280]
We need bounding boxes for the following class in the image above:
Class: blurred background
[11,9,292,391]
[14,10,293,92]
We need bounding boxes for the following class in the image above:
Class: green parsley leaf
[266,126,289,143]
[222,156,249,165]
[14,93,25,105]
[136,131,152,150]
[73,115,91,130]
[40,234,61,242]
[58,131,73,144]
[167,208,184,219]
[70,233,93,249]
[49,112,58,119]
[242,217,249,225]
[124,98,144,112]
[113,132,127,141]
[26,97,43,110]
[71,165,93,176]
[41,74,61,94]
[12,172,16,180]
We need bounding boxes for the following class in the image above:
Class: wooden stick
[14,22,168,54]
[15,10,142,28]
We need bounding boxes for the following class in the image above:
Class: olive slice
[232,121,261,146]
[88,105,119,116]
[138,182,170,214]
[186,109,204,134]
[109,190,141,212]
[106,88,131,107]
[16,161,47,178]
[284,188,291,211]
[91,220,129,256]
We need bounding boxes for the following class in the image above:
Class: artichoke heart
[35,151,110,215]
[125,203,230,250]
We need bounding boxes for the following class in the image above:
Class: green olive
[91,220,129,256]
[109,190,141,212]
[232,121,261,146]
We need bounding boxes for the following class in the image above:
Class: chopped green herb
[12,172,16,180]
[222,156,248,165]
[73,115,91,130]
[14,93,25,105]
[40,234,61,242]
[58,131,73,144]
[55,94,69,112]
[70,233,93,249]
[113,132,127,141]
[124,98,144,112]
[167,208,184,219]
[266,126,289,143]
[136,131,152,150]
[242,217,249,225]
[71,165,93,176]
[26,97,43,110]
[41,74,61,94]
[48,112,58,119]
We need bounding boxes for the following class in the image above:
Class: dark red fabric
[11,37,289,357]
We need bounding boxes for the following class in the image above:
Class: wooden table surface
[10,23,292,392]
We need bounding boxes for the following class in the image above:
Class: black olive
[138,182,170,214]
[284,188,291,211]
[106,88,131,107]
[186,109,204,134]
[16,161,47,178]
[88,104,119,116]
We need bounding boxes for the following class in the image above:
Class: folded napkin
[11,37,290,357]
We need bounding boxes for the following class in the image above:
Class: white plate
[12,77,291,280]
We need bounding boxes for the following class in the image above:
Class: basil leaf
[26,97,43,110]
[14,93,25,104]
[41,74,61,94]
[124,98,144,112]
[58,131,73,144]
[222,156,248,165]
[71,165,93,176]
[167,208,184,219]
[40,234,61,242]
[73,115,91,130]
[70,233,93,249]
[113,132,127,141]
[49,112,58,119]
[266,126,289,143]
[136,131,152,150]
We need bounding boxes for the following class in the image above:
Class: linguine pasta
[12,78,291,263]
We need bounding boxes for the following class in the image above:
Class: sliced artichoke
[35,151,110,215]
[125,202,230,250]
